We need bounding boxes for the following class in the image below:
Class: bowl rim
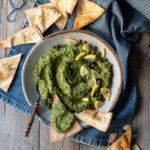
[22,29,123,113]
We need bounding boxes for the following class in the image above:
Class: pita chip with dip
[50,95,82,143]
[39,2,68,30]
[0,54,21,92]
[73,0,105,29]
[107,127,132,150]
[25,6,61,33]
[75,109,113,132]
[0,25,43,48]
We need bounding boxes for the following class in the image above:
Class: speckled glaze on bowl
[22,30,123,126]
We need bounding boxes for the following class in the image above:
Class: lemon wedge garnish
[100,48,106,58]
[75,52,86,61]
[82,97,89,102]
[88,77,96,88]
[82,43,90,52]
[91,69,101,79]
[100,88,111,100]
[80,65,88,76]
[91,83,99,97]
[94,100,103,109]
[65,37,77,46]
[84,54,96,62]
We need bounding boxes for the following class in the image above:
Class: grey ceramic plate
[22,30,123,126]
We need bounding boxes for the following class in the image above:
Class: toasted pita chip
[39,2,68,30]
[55,15,68,30]
[25,7,61,33]
[0,25,43,48]
[0,54,21,92]
[109,133,117,144]
[50,95,82,142]
[73,0,105,29]
[123,125,131,131]
[107,127,132,150]
[52,0,77,14]
[75,109,113,132]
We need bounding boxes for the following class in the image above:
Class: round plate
[22,30,123,127]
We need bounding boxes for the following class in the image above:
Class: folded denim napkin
[0,0,150,147]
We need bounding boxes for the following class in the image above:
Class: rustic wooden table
[0,0,150,150]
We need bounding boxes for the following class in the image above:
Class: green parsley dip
[34,38,112,132]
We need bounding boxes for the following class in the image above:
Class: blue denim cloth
[0,0,150,147]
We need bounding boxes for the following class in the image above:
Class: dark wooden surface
[0,0,150,149]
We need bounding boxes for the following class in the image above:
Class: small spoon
[24,97,40,137]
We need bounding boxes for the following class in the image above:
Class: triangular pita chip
[50,95,82,142]
[39,2,68,30]
[55,15,68,30]
[0,54,21,92]
[0,25,43,48]
[107,127,132,150]
[52,0,77,14]
[25,7,61,33]
[73,0,105,29]
[75,109,113,132]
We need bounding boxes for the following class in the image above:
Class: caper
[93,46,98,50]
[96,79,101,84]
[91,64,95,68]
[78,40,82,44]
[96,51,99,55]
[91,50,96,54]
[95,92,99,97]
[94,66,98,70]
[82,41,86,44]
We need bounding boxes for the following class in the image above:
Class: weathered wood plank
[132,33,150,150]
[0,0,8,57]
[80,144,107,150]
[0,105,40,150]
[0,0,9,148]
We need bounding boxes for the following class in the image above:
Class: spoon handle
[24,98,40,137]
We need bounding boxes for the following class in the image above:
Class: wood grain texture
[0,0,150,150]
[132,33,150,150]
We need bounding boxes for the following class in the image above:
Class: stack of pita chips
[0,54,21,92]
[50,95,82,142]
[73,0,105,29]
[38,2,68,30]
[107,126,132,150]
[25,6,62,33]
[0,0,105,49]
[49,0,78,30]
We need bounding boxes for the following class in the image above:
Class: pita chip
[75,109,113,132]
[52,0,77,14]
[0,25,43,48]
[107,127,132,150]
[0,54,21,92]
[109,133,117,144]
[39,2,68,30]
[50,95,82,142]
[73,0,105,29]
[25,7,61,33]
[50,118,82,143]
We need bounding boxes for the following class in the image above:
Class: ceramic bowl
[22,30,123,126]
